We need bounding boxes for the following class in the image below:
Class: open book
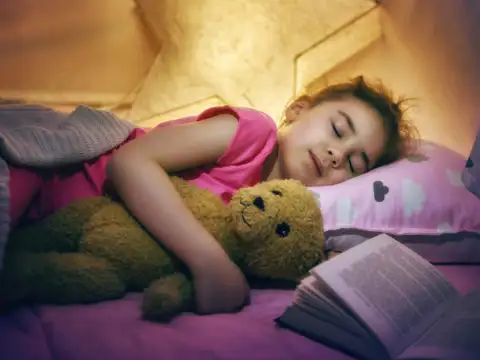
[276,234,480,360]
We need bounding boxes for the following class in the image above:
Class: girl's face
[278,96,387,186]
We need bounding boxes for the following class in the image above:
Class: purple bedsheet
[1,265,479,360]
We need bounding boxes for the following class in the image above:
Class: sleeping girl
[7,75,418,315]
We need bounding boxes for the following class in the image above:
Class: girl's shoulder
[144,106,277,167]
[153,105,276,133]
[207,106,277,167]
[199,105,277,136]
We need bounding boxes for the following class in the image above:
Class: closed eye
[338,110,370,173]
[332,122,342,138]
[333,122,355,173]
[347,156,355,174]
[348,155,367,175]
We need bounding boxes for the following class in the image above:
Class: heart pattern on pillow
[466,157,474,168]
[373,180,389,202]
[462,128,479,199]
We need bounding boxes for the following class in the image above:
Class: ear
[284,100,311,124]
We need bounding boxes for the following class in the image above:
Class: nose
[327,148,346,168]
[253,196,265,211]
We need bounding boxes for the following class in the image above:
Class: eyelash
[331,122,355,174]
[332,123,342,138]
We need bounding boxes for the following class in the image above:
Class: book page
[399,289,480,360]
[310,234,460,357]
[298,276,345,317]
[293,295,366,339]
[295,276,367,336]
[276,306,388,360]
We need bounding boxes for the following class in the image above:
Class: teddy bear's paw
[141,273,194,322]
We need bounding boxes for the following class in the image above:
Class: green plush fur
[0,177,325,321]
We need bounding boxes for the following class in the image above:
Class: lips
[309,150,323,177]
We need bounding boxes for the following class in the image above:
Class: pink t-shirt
[14,106,277,222]
[161,106,277,202]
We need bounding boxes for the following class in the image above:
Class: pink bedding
[1,265,479,360]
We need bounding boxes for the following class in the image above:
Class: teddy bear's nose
[253,196,265,211]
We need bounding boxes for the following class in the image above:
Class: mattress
[1,265,479,360]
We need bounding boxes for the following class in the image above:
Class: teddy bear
[0,177,325,321]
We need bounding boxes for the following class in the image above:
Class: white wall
[0,0,159,106]
[0,0,477,157]
[382,0,479,155]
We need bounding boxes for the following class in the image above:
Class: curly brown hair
[282,76,420,169]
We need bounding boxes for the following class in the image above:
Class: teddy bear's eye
[275,222,290,237]
[271,190,282,196]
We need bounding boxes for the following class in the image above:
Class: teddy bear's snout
[253,196,265,211]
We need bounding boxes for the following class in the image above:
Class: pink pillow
[309,140,480,264]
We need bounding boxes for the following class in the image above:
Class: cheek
[367,137,387,164]
[297,119,328,145]
[365,124,388,160]
[283,125,305,148]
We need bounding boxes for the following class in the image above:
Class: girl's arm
[107,114,249,314]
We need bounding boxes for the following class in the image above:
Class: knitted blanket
[0,104,136,271]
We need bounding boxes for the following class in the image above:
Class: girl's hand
[193,255,250,314]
